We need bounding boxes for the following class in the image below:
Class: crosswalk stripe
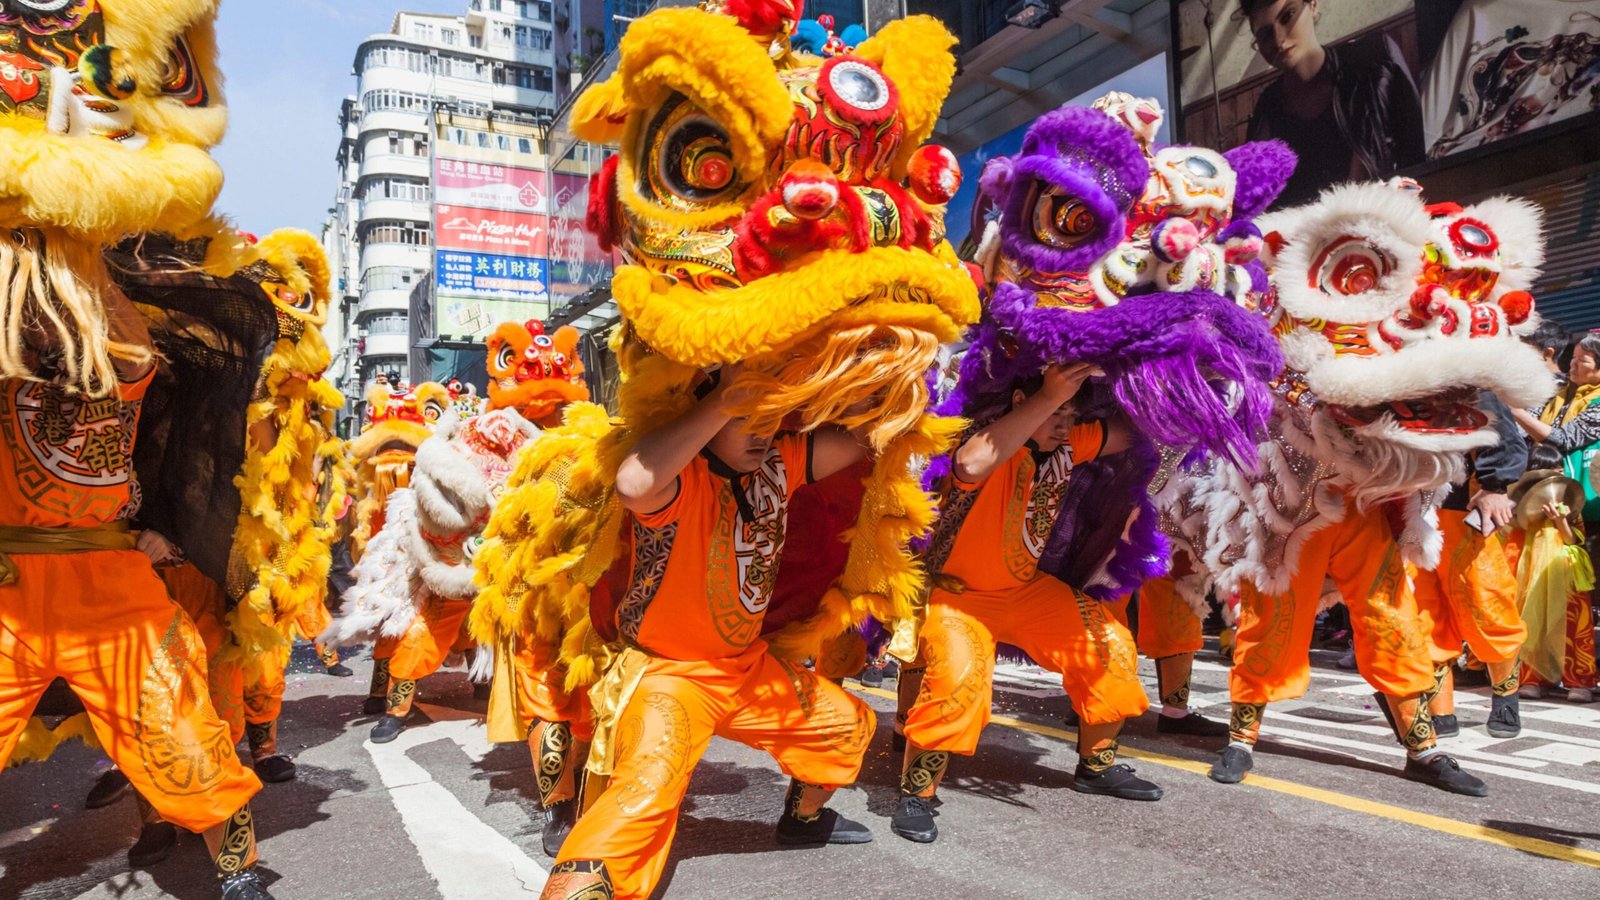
[850,683,1600,869]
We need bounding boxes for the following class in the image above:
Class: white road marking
[365,709,547,898]
[1259,722,1600,795]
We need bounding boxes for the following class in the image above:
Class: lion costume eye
[641,93,742,209]
[493,341,517,374]
[1310,236,1394,296]
[1030,185,1097,249]
[422,399,444,422]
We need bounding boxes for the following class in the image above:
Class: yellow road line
[850,684,1600,869]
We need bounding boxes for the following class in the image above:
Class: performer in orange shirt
[542,371,876,900]
[893,363,1158,846]
[0,286,273,899]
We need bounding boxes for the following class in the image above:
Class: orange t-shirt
[935,421,1106,593]
[617,434,812,661]
[0,373,152,528]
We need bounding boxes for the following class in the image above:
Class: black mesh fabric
[110,240,277,588]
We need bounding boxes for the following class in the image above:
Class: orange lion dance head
[485,319,588,425]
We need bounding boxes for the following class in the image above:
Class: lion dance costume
[323,319,581,749]
[0,2,354,894]
[470,2,979,896]
[885,94,1291,842]
[1162,180,1552,794]
[340,379,454,712]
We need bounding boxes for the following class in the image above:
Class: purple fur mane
[928,106,1294,600]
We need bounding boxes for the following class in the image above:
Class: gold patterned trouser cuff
[900,748,948,797]
[212,806,255,877]
[533,720,572,808]
[544,860,614,899]
[1491,668,1519,697]
[1229,702,1265,745]
[1080,741,1118,773]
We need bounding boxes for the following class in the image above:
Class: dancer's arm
[954,363,1098,485]
[616,371,737,514]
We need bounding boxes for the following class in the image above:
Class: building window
[361,89,432,114]
[514,25,552,50]
[360,221,431,246]
[362,267,416,292]
[364,313,410,335]
[361,177,430,202]
[411,21,434,41]
[517,137,533,154]
[441,28,459,45]
[532,1,552,22]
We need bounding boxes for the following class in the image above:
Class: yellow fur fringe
[221,235,340,674]
[6,713,98,769]
[614,246,977,368]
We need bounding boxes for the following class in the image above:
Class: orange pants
[1414,509,1525,666]
[1107,577,1205,660]
[390,595,475,682]
[0,551,261,832]
[512,635,594,742]
[905,577,1148,754]
[555,642,873,899]
[1233,506,1434,704]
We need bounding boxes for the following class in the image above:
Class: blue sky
[213,0,465,237]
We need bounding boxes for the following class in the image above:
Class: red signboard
[435,159,547,212]
[434,204,549,257]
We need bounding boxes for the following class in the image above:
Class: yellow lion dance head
[473,2,978,697]
[1,0,228,397]
[577,0,978,443]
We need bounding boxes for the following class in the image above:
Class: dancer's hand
[136,530,181,566]
[1469,490,1514,533]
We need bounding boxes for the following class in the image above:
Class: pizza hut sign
[435,205,549,257]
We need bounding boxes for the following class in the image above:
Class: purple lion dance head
[938,93,1296,599]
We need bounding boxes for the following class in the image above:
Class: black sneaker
[1209,745,1253,784]
[219,868,275,900]
[85,768,130,809]
[369,715,407,744]
[882,659,900,680]
[1486,694,1521,738]
[361,696,387,716]
[1071,763,1163,801]
[128,821,178,867]
[891,732,906,753]
[1432,714,1460,738]
[541,799,576,857]
[253,755,297,784]
[1061,707,1080,728]
[859,665,884,688]
[774,806,874,845]
[888,795,938,843]
[1156,711,1229,738]
[1403,753,1489,797]
[326,663,355,677]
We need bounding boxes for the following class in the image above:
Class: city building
[327,0,560,429]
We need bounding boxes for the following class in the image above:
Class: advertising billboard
[435,203,550,257]
[435,250,549,303]
[547,166,614,306]
[431,144,554,342]
[435,159,548,213]
[1173,0,1600,208]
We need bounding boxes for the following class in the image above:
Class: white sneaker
[1519,684,1546,700]
[1567,687,1594,703]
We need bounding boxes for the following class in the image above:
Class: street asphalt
[2,639,1597,899]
